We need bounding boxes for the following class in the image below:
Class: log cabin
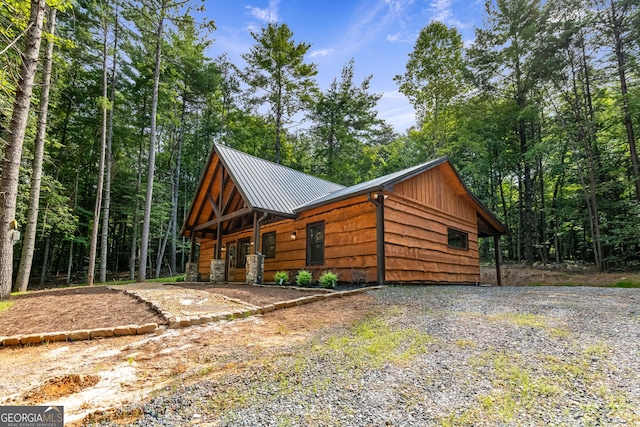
[181,143,507,285]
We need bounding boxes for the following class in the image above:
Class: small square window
[262,232,276,259]
[448,228,468,250]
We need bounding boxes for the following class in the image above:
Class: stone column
[245,254,264,285]
[185,262,199,282]
[210,259,225,283]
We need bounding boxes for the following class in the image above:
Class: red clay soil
[0,287,165,336]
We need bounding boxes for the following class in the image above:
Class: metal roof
[215,143,344,216]
[294,157,449,212]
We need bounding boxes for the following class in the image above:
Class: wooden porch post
[494,234,502,286]
[375,192,386,286]
[253,212,259,254]
[189,230,196,263]
[215,169,225,260]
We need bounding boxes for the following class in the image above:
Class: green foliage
[0,300,13,313]
[614,280,640,288]
[318,271,338,289]
[241,22,318,163]
[295,270,313,287]
[308,59,386,185]
[273,271,289,285]
[394,20,468,143]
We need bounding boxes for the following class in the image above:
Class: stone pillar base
[185,262,199,282]
[210,259,225,283]
[246,254,264,285]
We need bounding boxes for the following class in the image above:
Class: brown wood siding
[393,166,475,224]
[196,195,377,283]
[198,240,215,278]
[385,173,481,283]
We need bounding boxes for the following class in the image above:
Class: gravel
[93,286,640,426]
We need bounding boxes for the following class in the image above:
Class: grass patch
[613,279,640,288]
[582,341,609,358]
[442,347,639,426]
[0,300,13,313]
[488,313,548,329]
[325,316,433,369]
[455,339,476,349]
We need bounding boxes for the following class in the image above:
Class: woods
[0,0,638,296]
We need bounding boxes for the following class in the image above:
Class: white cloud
[427,0,473,29]
[379,90,416,132]
[429,0,452,22]
[246,0,280,23]
[387,32,402,42]
[309,48,335,58]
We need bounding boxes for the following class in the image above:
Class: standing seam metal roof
[213,144,506,235]
[215,143,344,215]
[293,157,448,212]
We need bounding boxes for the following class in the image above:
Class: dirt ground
[0,284,375,425]
[481,264,640,286]
[0,284,326,337]
[0,287,166,336]
[1,267,637,424]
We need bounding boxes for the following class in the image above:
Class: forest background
[0,0,638,298]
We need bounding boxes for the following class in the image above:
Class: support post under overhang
[368,191,386,286]
[494,234,502,286]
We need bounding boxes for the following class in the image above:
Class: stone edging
[0,323,159,347]
[161,285,385,329]
[0,285,384,347]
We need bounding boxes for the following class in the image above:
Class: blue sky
[202,0,485,133]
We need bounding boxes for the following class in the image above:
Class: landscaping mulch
[0,287,166,336]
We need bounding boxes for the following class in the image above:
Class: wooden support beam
[194,207,251,231]
[494,234,502,286]
[252,212,259,254]
[189,231,196,263]
[207,192,221,218]
[193,161,220,226]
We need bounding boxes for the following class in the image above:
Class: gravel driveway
[93,286,640,427]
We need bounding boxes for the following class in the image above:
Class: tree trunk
[87,4,109,286]
[66,175,79,284]
[274,86,282,163]
[14,7,56,293]
[130,96,146,280]
[609,0,640,201]
[0,0,46,299]
[520,121,534,266]
[155,216,172,278]
[100,3,119,283]
[139,2,165,282]
[170,96,187,275]
[39,233,51,287]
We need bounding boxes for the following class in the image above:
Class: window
[237,238,251,268]
[262,232,276,258]
[448,228,469,250]
[307,221,325,265]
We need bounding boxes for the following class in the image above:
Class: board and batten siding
[196,195,378,283]
[385,167,481,283]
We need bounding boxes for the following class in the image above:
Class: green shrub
[319,271,338,289]
[295,270,313,287]
[614,279,640,288]
[274,271,289,285]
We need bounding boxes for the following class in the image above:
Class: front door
[226,243,236,281]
